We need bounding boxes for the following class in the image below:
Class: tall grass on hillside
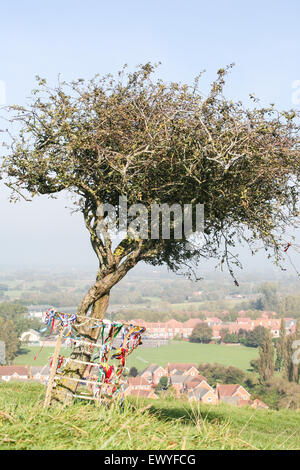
[0,383,299,450]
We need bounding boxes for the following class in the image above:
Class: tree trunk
[51,293,110,405]
[49,246,143,405]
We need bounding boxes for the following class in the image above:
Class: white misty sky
[0,0,299,276]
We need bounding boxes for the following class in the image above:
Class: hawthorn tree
[1,63,300,401]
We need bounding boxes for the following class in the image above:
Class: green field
[0,382,299,450]
[14,341,258,372]
[14,346,70,367]
[127,341,259,372]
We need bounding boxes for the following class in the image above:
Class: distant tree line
[253,318,300,385]
[198,361,300,410]
[0,302,41,363]
[189,323,279,348]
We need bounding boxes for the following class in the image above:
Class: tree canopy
[189,322,213,343]
[2,63,300,318]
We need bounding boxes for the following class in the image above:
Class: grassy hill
[14,341,259,372]
[0,382,299,450]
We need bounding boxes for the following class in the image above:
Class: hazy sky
[0,0,300,273]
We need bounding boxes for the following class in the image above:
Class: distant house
[0,366,28,382]
[123,377,153,396]
[169,373,213,397]
[206,317,222,326]
[129,314,296,340]
[285,319,296,335]
[28,311,43,320]
[20,329,41,344]
[184,376,212,392]
[128,389,157,399]
[237,317,253,326]
[220,396,242,406]
[29,366,50,383]
[216,384,251,402]
[236,399,253,407]
[188,387,218,404]
[222,397,269,409]
[211,326,222,340]
[169,375,188,396]
[251,398,269,409]
[140,364,167,385]
[167,363,199,377]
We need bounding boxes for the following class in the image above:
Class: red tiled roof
[164,319,183,328]
[0,366,28,376]
[128,377,150,386]
[217,384,240,397]
[167,363,197,371]
[183,319,202,328]
[185,380,206,388]
[128,314,296,338]
[253,398,269,409]
[187,375,207,383]
[185,381,199,389]
[212,325,222,332]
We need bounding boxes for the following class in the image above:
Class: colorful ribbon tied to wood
[40,307,146,405]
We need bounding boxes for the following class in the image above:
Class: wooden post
[44,327,63,408]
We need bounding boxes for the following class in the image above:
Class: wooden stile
[43,327,64,408]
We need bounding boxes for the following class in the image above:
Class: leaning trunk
[51,293,110,405]
[50,247,143,405]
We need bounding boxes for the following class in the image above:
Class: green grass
[126,341,259,372]
[14,346,70,367]
[0,382,299,450]
[14,341,259,372]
